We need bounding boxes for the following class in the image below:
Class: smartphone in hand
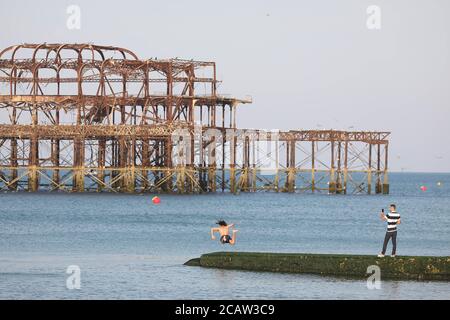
[380,209,385,220]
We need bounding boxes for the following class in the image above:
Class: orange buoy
[152,196,161,204]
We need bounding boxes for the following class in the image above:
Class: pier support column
[10,138,18,190]
[190,132,197,193]
[153,140,163,191]
[199,139,207,193]
[51,108,60,189]
[176,166,186,193]
[125,138,136,193]
[29,101,39,191]
[251,139,256,192]
[164,139,174,192]
[229,135,237,194]
[10,107,18,190]
[274,138,279,192]
[311,141,315,193]
[376,144,382,194]
[229,166,236,194]
[336,142,343,194]
[240,136,251,192]
[97,139,106,192]
[141,139,150,191]
[28,137,39,192]
[287,140,296,193]
[208,135,217,193]
[73,138,85,192]
[51,138,60,190]
[383,143,389,194]
[207,165,216,192]
[221,129,226,192]
[111,139,118,190]
[329,141,336,194]
[125,166,136,193]
[343,141,348,194]
[367,143,372,194]
[118,137,127,191]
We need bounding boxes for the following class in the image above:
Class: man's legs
[229,230,238,245]
[381,232,392,255]
[391,231,397,255]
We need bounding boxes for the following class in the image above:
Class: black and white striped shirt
[386,211,401,232]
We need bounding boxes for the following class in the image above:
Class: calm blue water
[0,172,449,299]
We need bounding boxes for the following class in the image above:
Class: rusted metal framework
[0,43,389,194]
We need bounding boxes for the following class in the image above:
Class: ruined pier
[0,43,389,194]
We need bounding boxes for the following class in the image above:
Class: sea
[0,172,449,299]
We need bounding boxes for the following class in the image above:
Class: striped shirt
[386,211,401,232]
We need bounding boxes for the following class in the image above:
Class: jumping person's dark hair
[216,220,227,226]
[390,204,396,210]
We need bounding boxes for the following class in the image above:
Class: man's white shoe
[391,255,396,258]
[377,254,385,258]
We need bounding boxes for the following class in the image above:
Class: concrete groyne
[185,252,450,281]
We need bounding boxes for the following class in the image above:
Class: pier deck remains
[0,43,389,194]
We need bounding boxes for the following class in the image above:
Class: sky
[0,0,449,172]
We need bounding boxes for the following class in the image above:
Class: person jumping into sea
[211,220,238,245]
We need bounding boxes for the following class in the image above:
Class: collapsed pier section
[0,43,389,194]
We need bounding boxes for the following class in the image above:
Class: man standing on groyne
[378,204,401,257]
